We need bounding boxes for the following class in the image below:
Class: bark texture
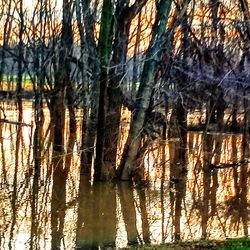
[118,0,173,180]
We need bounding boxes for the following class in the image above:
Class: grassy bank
[123,238,250,249]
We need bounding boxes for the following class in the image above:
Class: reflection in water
[201,133,213,239]
[118,182,138,246]
[0,101,249,249]
[137,188,151,244]
[30,101,43,249]
[169,131,188,242]
[51,131,76,249]
[225,133,249,238]
[9,106,22,250]
[76,178,116,249]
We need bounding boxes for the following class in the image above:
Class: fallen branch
[0,119,32,127]
[210,160,249,169]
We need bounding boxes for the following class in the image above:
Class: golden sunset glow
[0,0,250,249]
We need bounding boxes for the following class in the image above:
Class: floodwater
[0,101,249,249]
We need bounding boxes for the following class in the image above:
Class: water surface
[0,101,249,249]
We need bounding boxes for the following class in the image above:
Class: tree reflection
[76,177,116,249]
[169,131,187,241]
[224,134,249,238]
[51,131,76,249]
[118,182,138,246]
[30,109,43,250]
[9,103,23,249]
[0,108,7,185]
[137,188,151,244]
[0,102,249,249]
[201,133,214,239]
[210,135,221,216]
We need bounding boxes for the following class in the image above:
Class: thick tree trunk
[52,85,66,152]
[102,9,129,179]
[63,1,76,133]
[216,90,226,131]
[52,0,74,151]
[102,0,146,179]
[95,0,147,180]
[66,83,76,133]
[231,91,239,132]
[81,64,100,174]
[206,96,216,125]
[118,0,173,180]
[79,0,100,175]
[94,0,114,180]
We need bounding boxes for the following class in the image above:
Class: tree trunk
[118,0,173,180]
[94,0,114,180]
[101,0,147,180]
[0,0,13,86]
[132,12,142,99]
[63,1,76,133]
[52,0,74,151]
[16,0,24,120]
[80,0,100,175]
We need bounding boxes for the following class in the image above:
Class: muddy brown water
[0,101,249,249]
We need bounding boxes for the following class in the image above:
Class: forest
[0,0,249,249]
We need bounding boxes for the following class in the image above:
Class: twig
[0,119,32,127]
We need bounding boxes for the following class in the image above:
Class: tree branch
[123,0,148,24]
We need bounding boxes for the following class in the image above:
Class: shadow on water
[0,101,249,249]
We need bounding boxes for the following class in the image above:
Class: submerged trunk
[80,0,100,175]
[118,0,173,180]
[94,0,114,180]
[52,0,74,151]
[102,0,147,180]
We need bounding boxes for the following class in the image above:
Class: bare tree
[118,0,174,180]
